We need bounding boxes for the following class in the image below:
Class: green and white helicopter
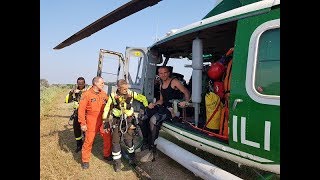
[54,0,280,179]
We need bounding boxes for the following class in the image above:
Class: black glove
[125,96,132,104]
[125,96,132,110]
[69,114,76,121]
[103,121,110,130]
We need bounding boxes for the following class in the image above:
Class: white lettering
[264,121,271,151]
[241,117,260,148]
[233,116,271,151]
[232,115,238,142]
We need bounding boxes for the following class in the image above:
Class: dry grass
[40,88,139,180]
[40,88,201,180]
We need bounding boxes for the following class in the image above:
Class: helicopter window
[99,51,124,94]
[255,28,280,96]
[246,19,280,106]
[128,50,144,86]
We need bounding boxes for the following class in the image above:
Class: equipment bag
[205,92,223,130]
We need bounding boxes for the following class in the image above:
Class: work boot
[81,162,89,169]
[114,159,121,172]
[75,139,83,153]
[151,144,157,162]
[128,152,136,165]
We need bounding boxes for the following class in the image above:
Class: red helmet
[207,62,225,80]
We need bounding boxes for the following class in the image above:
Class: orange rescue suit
[78,88,112,163]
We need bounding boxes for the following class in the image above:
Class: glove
[103,121,110,132]
[125,96,132,104]
[125,96,132,110]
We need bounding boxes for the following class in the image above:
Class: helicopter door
[123,47,150,112]
[97,49,125,95]
[229,19,280,161]
[124,47,149,94]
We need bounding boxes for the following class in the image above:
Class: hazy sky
[40,0,217,84]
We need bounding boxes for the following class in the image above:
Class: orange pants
[82,125,112,163]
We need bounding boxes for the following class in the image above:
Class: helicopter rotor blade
[54,0,162,50]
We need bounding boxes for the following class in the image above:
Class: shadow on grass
[57,124,83,165]
[56,124,116,168]
[44,114,71,119]
[57,123,144,174]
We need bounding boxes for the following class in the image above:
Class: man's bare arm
[172,79,190,102]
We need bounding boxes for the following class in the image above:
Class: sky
[40,0,217,85]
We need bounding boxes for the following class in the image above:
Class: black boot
[81,162,89,169]
[151,145,157,162]
[75,139,83,153]
[114,159,121,172]
[128,152,136,165]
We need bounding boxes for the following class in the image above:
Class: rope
[119,109,128,135]
[181,118,228,140]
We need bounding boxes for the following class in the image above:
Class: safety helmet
[207,62,225,81]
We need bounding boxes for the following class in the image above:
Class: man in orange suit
[78,76,112,169]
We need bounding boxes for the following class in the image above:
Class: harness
[110,91,135,134]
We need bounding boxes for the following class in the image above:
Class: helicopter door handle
[232,99,243,110]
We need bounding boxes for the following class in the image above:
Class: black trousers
[72,112,82,141]
[141,105,172,147]
[140,116,150,145]
[111,117,135,156]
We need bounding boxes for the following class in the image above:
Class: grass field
[41,86,140,179]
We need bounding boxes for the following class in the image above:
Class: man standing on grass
[78,76,112,169]
[65,77,89,153]
[102,79,149,172]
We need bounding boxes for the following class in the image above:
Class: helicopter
[54,0,280,179]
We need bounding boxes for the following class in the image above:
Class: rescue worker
[65,77,89,153]
[102,79,148,172]
[78,76,112,169]
[140,66,190,162]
